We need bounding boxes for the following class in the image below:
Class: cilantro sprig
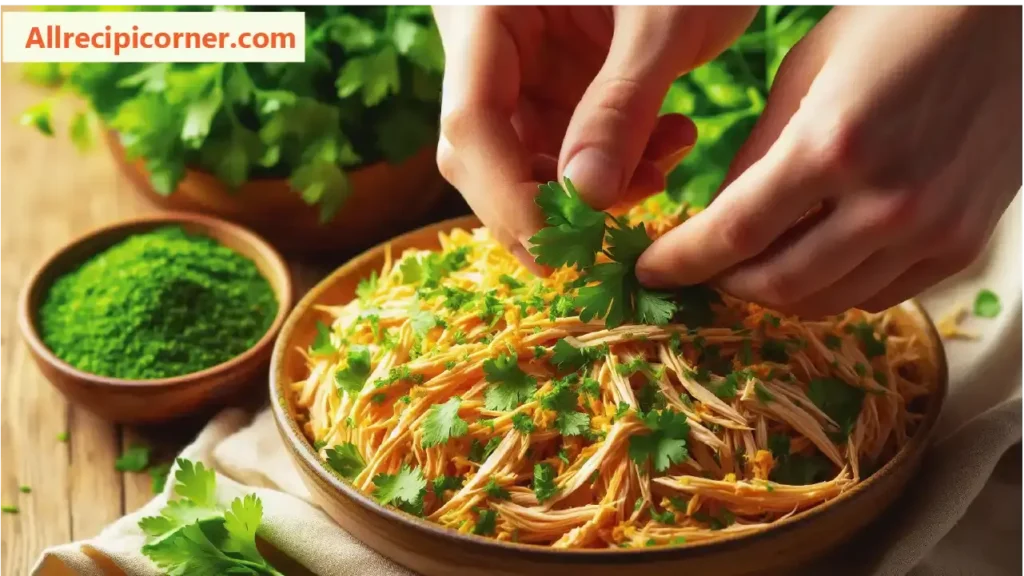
[628,409,691,473]
[528,179,679,328]
[482,352,537,412]
[138,459,284,575]
[373,464,428,516]
[422,397,469,448]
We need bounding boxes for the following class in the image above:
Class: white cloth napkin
[33,202,1022,576]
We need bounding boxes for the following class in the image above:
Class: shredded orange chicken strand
[290,200,939,549]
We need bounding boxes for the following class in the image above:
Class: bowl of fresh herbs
[21,6,451,255]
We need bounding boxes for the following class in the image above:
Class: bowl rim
[18,211,294,390]
[270,214,949,560]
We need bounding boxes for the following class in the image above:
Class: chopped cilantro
[550,339,607,371]
[473,508,498,535]
[511,412,536,434]
[325,442,366,480]
[432,475,464,497]
[628,410,690,472]
[1,505,18,514]
[845,322,886,358]
[422,397,469,448]
[854,362,868,377]
[335,345,372,395]
[650,507,675,525]
[754,382,775,403]
[557,448,570,465]
[57,431,69,442]
[356,271,378,302]
[310,320,337,356]
[613,402,631,421]
[468,437,502,463]
[541,377,591,436]
[484,478,510,500]
[974,289,1001,318]
[483,352,537,411]
[498,274,524,289]
[637,380,667,412]
[761,339,789,363]
[808,377,865,437]
[532,462,559,503]
[373,464,427,516]
[769,434,833,485]
[115,445,151,472]
[370,392,387,405]
[738,340,754,365]
[824,333,842,350]
[579,377,600,398]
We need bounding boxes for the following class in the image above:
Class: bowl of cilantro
[19,5,453,255]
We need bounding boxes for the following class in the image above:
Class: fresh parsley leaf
[483,352,537,411]
[550,339,606,371]
[636,288,678,326]
[511,412,536,434]
[761,339,789,363]
[373,464,427,516]
[335,345,372,395]
[808,377,865,437]
[484,478,510,500]
[845,322,886,358]
[532,462,559,503]
[824,333,842,350]
[974,289,1001,318]
[528,179,607,269]
[310,320,337,356]
[628,410,690,473]
[432,475,464,497]
[325,442,366,480]
[356,271,378,302]
[115,445,151,472]
[541,378,591,436]
[422,397,469,448]
[473,508,498,536]
[498,274,524,289]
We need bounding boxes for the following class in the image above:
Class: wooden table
[0,63,464,574]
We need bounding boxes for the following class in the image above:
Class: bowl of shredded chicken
[274,183,945,573]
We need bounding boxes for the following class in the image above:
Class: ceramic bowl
[19,212,293,423]
[270,215,948,576]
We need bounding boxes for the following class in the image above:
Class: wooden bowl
[19,212,294,424]
[270,215,948,576]
[105,131,453,256]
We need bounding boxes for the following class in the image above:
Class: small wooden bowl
[270,215,948,576]
[19,212,293,423]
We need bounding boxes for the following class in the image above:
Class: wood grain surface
[0,61,469,574]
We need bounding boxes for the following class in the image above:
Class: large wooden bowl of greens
[270,206,947,576]
[21,5,451,255]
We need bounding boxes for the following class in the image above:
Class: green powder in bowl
[38,226,279,380]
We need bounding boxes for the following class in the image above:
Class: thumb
[558,8,686,210]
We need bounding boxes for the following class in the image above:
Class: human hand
[637,6,1022,317]
[432,6,756,272]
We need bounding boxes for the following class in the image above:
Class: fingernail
[563,148,622,210]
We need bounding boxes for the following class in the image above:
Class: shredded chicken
[290,200,940,549]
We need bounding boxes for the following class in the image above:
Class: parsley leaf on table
[325,442,366,480]
[335,345,372,395]
[422,397,469,448]
[807,377,865,437]
[137,458,284,575]
[115,445,151,472]
[628,410,690,473]
[483,352,537,412]
[532,463,559,503]
[373,464,428,516]
[974,289,1001,318]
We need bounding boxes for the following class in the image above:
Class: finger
[636,130,835,288]
[855,258,961,313]
[435,9,547,270]
[717,191,909,309]
[535,153,672,213]
[556,8,701,210]
[644,113,697,173]
[782,249,922,319]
